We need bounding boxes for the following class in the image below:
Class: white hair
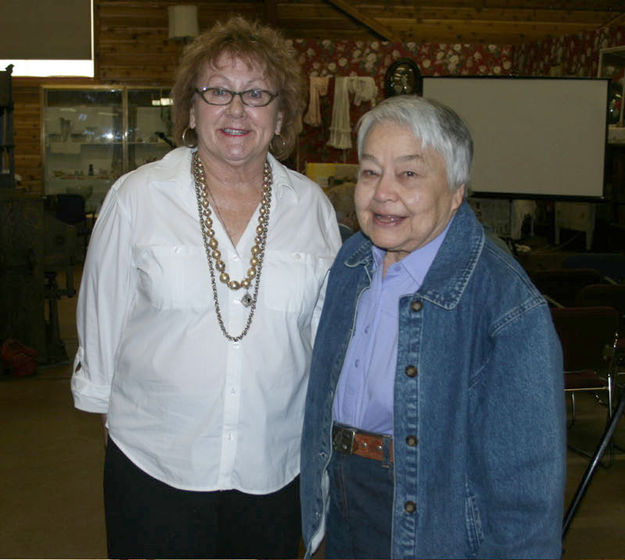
[356,95,473,192]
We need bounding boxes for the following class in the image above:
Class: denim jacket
[301,202,566,559]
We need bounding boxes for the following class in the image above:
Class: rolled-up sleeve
[71,187,136,413]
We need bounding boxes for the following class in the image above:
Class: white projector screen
[422,77,609,199]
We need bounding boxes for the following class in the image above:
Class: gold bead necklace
[192,151,272,341]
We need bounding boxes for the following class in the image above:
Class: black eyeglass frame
[194,87,279,107]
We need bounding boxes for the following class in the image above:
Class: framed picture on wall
[384,58,423,98]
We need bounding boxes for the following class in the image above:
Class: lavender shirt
[333,222,452,435]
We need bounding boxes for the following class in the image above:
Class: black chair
[575,283,625,318]
[563,253,625,284]
[54,193,92,259]
[550,306,620,460]
[530,268,602,308]
[576,283,625,384]
[42,196,87,364]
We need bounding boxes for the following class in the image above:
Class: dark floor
[1,261,625,559]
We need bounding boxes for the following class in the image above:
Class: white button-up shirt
[71,147,341,493]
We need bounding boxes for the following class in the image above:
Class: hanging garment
[304,76,331,127]
[351,76,378,107]
[327,77,379,150]
[327,77,352,149]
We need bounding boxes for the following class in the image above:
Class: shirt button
[404,501,417,513]
[405,365,418,377]
[355,359,360,368]
[410,300,423,312]
[406,435,418,446]
[364,326,370,334]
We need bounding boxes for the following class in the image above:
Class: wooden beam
[264,0,278,27]
[601,11,625,28]
[324,0,400,41]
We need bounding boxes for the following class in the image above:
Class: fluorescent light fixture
[0,59,94,77]
[0,0,94,77]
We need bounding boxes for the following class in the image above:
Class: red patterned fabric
[290,39,516,169]
[286,27,625,172]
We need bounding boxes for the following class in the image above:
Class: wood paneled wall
[10,0,624,193]
[13,0,260,192]
[13,80,43,191]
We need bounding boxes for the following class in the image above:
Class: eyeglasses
[195,87,279,107]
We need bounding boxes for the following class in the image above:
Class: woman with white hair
[301,95,565,559]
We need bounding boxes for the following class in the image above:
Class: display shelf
[598,47,624,129]
[42,85,173,211]
[0,65,15,188]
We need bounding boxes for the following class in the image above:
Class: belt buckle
[333,427,356,455]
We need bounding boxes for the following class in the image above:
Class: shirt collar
[371,217,454,285]
[267,153,298,203]
[161,148,297,201]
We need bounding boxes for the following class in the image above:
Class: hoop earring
[182,127,197,148]
[270,133,286,154]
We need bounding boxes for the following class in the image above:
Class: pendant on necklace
[241,293,253,307]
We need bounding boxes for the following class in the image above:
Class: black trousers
[103,438,301,559]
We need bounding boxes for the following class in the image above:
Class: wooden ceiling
[223,0,625,45]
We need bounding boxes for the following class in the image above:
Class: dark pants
[325,451,394,559]
[103,438,301,559]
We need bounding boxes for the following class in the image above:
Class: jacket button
[410,300,423,312]
[405,365,417,377]
[406,435,418,446]
[404,501,417,513]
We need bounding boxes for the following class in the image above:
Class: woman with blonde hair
[72,16,340,558]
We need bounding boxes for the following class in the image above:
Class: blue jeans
[326,449,394,559]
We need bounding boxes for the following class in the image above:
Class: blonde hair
[171,16,305,160]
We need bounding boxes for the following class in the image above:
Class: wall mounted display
[41,86,173,211]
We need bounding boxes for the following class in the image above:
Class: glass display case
[598,47,624,136]
[598,47,625,225]
[42,85,173,212]
[1,65,15,188]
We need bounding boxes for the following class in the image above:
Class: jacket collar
[419,202,484,309]
[344,202,484,309]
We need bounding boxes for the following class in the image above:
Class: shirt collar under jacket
[370,216,453,287]
[346,202,485,310]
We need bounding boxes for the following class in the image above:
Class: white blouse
[71,147,341,493]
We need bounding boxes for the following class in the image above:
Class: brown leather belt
[332,425,393,463]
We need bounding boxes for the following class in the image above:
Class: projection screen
[422,77,609,199]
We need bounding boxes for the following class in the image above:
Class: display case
[0,65,15,188]
[42,86,174,211]
[598,47,625,139]
[598,47,625,225]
